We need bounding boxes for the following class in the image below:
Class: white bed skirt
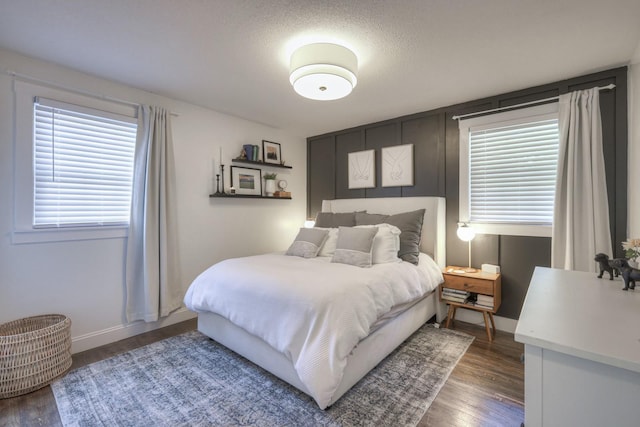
[197,289,439,407]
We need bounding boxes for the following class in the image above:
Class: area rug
[52,324,473,426]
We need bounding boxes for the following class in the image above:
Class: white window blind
[459,103,559,236]
[468,118,559,224]
[33,97,137,228]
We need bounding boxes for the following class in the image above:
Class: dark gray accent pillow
[385,209,425,265]
[355,212,389,225]
[285,228,329,258]
[314,211,359,228]
[355,209,425,265]
[331,226,379,267]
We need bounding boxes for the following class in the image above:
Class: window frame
[458,102,559,238]
[12,80,138,244]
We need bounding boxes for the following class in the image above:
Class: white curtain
[125,105,182,322]
[552,88,612,272]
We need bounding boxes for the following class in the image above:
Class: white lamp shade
[290,43,357,101]
[457,224,476,242]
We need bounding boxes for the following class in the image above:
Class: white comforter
[183,253,442,409]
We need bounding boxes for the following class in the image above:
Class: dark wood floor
[0,318,523,427]
[421,321,524,426]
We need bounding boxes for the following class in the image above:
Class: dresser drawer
[444,275,494,295]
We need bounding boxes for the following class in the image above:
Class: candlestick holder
[219,164,227,195]
[214,174,222,195]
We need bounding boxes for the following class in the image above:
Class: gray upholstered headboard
[321,197,446,268]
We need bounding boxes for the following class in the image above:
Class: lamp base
[462,267,477,273]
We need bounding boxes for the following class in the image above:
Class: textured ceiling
[0,0,639,137]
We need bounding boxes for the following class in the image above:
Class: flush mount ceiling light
[289,43,358,101]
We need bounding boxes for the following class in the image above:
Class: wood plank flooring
[422,321,524,426]
[0,318,523,427]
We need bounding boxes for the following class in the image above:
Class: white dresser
[515,267,640,427]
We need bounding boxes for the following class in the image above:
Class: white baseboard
[71,308,197,354]
[449,309,518,334]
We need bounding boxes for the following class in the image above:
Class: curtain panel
[552,88,612,272]
[125,105,182,322]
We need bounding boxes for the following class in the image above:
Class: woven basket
[0,314,72,399]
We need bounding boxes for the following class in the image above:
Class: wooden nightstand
[441,266,501,342]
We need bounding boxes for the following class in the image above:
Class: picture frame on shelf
[231,166,262,196]
[262,140,282,165]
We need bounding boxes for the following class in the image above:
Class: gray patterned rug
[52,324,473,426]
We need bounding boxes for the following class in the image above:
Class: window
[33,98,137,228]
[13,80,138,243]
[459,103,559,237]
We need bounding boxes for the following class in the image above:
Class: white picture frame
[382,144,414,187]
[348,149,375,189]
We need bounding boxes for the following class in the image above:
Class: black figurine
[594,253,618,280]
[610,258,640,290]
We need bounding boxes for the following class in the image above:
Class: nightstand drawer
[443,275,494,295]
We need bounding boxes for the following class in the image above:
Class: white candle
[219,146,223,165]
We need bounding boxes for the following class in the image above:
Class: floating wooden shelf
[209,193,291,200]
[231,159,292,169]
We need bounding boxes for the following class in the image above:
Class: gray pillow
[355,209,425,265]
[355,212,389,225]
[286,228,329,258]
[314,212,358,228]
[385,209,425,265]
[331,226,378,268]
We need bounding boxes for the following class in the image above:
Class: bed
[184,196,446,409]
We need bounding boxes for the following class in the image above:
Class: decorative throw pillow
[314,211,360,228]
[316,227,339,257]
[285,228,329,258]
[355,212,389,225]
[384,209,425,265]
[355,224,401,264]
[331,226,378,268]
[355,209,425,265]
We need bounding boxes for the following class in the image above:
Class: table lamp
[457,222,476,272]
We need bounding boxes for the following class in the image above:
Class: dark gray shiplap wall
[307,67,627,319]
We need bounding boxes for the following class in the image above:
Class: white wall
[629,56,640,238]
[0,48,307,352]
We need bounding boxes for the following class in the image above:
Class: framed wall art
[262,140,282,165]
[348,149,375,189]
[382,144,414,187]
[231,166,262,196]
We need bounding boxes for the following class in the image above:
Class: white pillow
[355,223,401,264]
[316,227,339,257]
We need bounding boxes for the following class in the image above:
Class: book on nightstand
[476,294,494,304]
[442,295,468,303]
[442,289,467,296]
[441,287,471,303]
